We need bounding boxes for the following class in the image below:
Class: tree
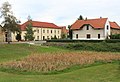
[16,33,21,42]
[0,1,20,43]
[24,22,34,41]
[68,25,72,39]
[78,15,84,20]
[61,33,66,39]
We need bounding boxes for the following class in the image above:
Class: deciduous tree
[0,1,20,43]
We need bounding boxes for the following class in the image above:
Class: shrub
[110,34,120,39]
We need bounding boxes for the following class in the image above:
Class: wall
[111,29,120,34]
[0,27,4,42]
[33,27,61,40]
[19,27,61,41]
[104,19,111,38]
[72,25,105,40]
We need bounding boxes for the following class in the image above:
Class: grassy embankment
[0,43,120,82]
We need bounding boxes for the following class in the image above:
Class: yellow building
[109,22,120,34]
[0,26,5,42]
[12,21,62,41]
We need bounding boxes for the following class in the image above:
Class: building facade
[11,20,62,41]
[109,22,120,34]
[71,18,111,40]
[0,26,5,42]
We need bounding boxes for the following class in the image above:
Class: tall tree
[68,25,72,39]
[0,1,20,43]
[78,15,84,20]
[24,21,34,41]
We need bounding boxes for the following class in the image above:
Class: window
[47,30,49,33]
[76,34,78,39]
[58,30,59,34]
[37,30,39,33]
[34,30,36,32]
[98,34,100,39]
[107,25,109,30]
[51,30,52,33]
[87,34,91,39]
[54,30,56,33]
[47,36,49,39]
[86,25,89,30]
[43,30,45,33]
[43,36,45,40]
[58,36,59,39]
[37,36,39,40]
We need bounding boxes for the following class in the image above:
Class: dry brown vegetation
[1,51,120,72]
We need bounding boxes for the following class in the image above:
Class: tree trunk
[7,30,11,44]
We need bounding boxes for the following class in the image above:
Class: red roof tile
[71,18,108,30]
[109,22,120,29]
[20,21,61,31]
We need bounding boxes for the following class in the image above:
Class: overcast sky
[0,0,120,26]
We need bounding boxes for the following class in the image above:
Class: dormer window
[86,25,89,30]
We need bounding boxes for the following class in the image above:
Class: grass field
[0,63,119,82]
[0,43,120,82]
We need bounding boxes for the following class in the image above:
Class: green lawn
[0,44,67,62]
[0,63,119,82]
[0,43,120,82]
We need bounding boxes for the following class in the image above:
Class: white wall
[104,19,111,39]
[72,25,105,40]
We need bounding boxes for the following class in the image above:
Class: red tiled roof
[20,21,61,31]
[109,22,120,29]
[60,26,69,34]
[71,18,108,30]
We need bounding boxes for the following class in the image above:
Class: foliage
[51,35,57,40]
[16,33,21,41]
[61,33,66,39]
[24,22,34,41]
[68,25,72,39]
[110,34,120,39]
[45,42,120,52]
[78,15,84,20]
[0,2,21,43]
[105,39,120,43]
[46,39,103,42]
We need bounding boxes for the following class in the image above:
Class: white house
[71,18,111,40]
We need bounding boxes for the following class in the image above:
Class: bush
[110,34,120,39]
[46,39,103,43]
[105,39,120,43]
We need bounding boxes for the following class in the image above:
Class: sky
[0,0,120,27]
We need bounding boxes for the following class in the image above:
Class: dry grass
[1,51,120,72]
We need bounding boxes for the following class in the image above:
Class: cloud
[0,0,120,26]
